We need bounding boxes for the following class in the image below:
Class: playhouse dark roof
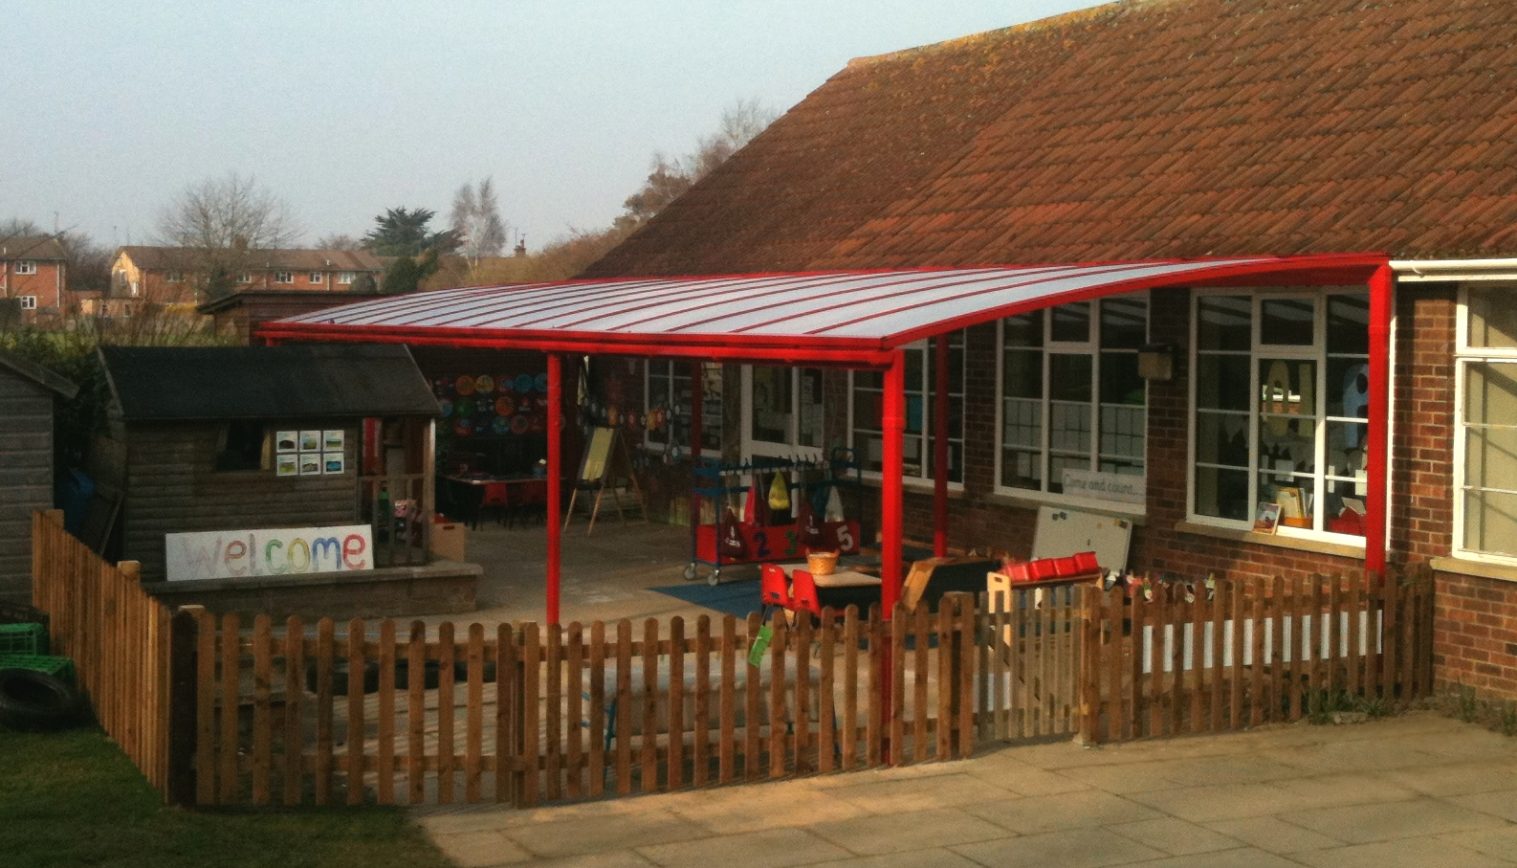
[586,0,1517,277]
[0,349,77,398]
[99,344,439,422]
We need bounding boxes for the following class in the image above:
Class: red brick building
[0,235,67,321]
[576,0,1517,700]
[111,245,386,311]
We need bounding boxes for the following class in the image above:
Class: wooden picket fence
[29,510,178,798]
[1076,568,1436,743]
[24,508,1439,809]
[182,595,984,807]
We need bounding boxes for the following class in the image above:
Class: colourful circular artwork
[534,372,549,393]
[515,373,535,394]
[454,398,474,417]
[497,375,513,393]
[455,375,476,396]
[511,414,530,434]
[453,419,473,437]
[438,399,453,419]
[491,416,510,434]
[495,396,515,416]
[530,414,545,433]
[475,374,494,394]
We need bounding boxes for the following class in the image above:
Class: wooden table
[775,562,882,610]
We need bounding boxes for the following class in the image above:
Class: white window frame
[1453,284,1517,565]
[309,271,324,284]
[848,333,967,488]
[14,260,37,275]
[18,295,37,310]
[337,271,356,285]
[1185,288,1370,541]
[273,271,294,284]
[165,270,183,283]
[643,359,723,453]
[739,365,826,460]
[237,272,253,284]
[993,297,1149,513]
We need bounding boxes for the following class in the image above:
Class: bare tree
[615,98,777,233]
[450,177,509,277]
[155,172,301,300]
[314,232,360,251]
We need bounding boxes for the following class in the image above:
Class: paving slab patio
[414,711,1517,867]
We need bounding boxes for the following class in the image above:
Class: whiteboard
[1030,506,1132,571]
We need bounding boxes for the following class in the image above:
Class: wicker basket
[806,551,839,576]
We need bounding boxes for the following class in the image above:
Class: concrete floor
[451,518,752,626]
[415,711,1517,867]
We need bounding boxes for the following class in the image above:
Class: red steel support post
[1365,264,1392,578]
[546,352,563,624]
[689,360,703,531]
[880,351,905,763]
[933,334,950,558]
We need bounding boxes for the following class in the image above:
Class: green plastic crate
[0,623,47,656]
[0,653,73,682]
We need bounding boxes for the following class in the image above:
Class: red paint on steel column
[881,351,905,615]
[547,352,563,625]
[689,359,703,531]
[934,334,950,558]
[1365,264,1392,578]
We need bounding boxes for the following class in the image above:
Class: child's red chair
[760,563,793,620]
[789,569,823,618]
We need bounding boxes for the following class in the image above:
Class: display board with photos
[276,428,345,477]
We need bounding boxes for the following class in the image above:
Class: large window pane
[1465,491,1517,558]
[1197,296,1250,350]
[1468,287,1517,349]
[1260,298,1315,345]
[1049,355,1092,402]
[750,366,791,443]
[1327,294,1369,355]
[1101,297,1147,349]
[1466,362,1517,424]
[1195,412,1249,467]
[1326,357,1371,418]
[1099,352,1143,406]
[1194,466,1250,520]
[1002,350,1042,399]
[1051,302,1090,343]
[1196,354,1252,411]
[1467,425,1517,494]
[1003,311,1043,347]
[798,368,823,448]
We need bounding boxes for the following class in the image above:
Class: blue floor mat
[648,580,761,620]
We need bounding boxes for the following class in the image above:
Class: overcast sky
[5,1,1090,250]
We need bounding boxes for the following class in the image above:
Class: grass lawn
[0,726,455,868]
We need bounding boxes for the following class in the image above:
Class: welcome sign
[165,525,374,581]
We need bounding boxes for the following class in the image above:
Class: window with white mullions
[1456,286,1517,562]
[1190,290,1369,536]
[998,297,1147,497]
[644,360,722,453]
[849,333,965,483]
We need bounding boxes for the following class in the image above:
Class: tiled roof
[1,235,66,261]
[119,246,387,272]
[587,0,1517,276]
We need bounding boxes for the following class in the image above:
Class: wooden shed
[0,349,77,603]
[93,345,472,615]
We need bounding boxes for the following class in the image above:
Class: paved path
[414,712,1517,866]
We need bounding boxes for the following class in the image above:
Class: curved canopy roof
[259,254,1384,365]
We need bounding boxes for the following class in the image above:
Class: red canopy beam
[1364,264,1392,578]
[933,334,950,558]
[881,350,906,613]
[546,352,563,625]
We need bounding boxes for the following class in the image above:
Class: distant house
[196,287,387,344]
[0,235,68,321]
[0,350,77,603]
[110,246,387,309]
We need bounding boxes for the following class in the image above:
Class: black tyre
[0,668,82,731]
[394,659,444,690]
[452,659,498,684]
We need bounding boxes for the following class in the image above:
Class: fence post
[1078,585,1098,744]
[167,606,203,807]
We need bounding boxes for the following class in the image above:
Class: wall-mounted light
[1138,342,1175,381]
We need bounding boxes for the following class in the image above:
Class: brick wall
[1395,285,1517,701]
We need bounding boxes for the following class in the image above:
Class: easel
[563,426,645,533]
